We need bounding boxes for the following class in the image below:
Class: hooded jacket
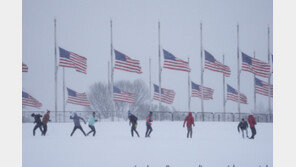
[42,113,50,124]
[184,112,195,127]
[70,115,86,126]
[146,114,153,126]
[248,115,257,128]
[88,115,97,126]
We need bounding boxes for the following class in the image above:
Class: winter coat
[88,115,97,126]
[146,115,153,126]
[129,114,138,125]
[237,121,248,131]
[32,114,42,124]
[70,115,86,126]
[184,112,195,127]
[248,115,257,128]
[42,113,50,124]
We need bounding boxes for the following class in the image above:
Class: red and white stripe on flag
[22,63,28,72]
[227,92,247,104]
[67,88,90,106]
[153,88,176,104]
[113,91,135,103]
[22,91,42,109]
[192,86,214,100]
[59,48,87,74]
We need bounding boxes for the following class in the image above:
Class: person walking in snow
[31,113,43,136]
[183,112,195,138]
[248,114,257,139]
[237,118,248,138]
[41,110,51,136]
[86,112,98,136]
[145,111,153,137]
[70,112,87,136]
[128,111,140,137]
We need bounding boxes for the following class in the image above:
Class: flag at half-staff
[22,91,42,108]
[255,77,273,97]
[227,84,247,104]
[67,88,90,106]
[59,47,87,74]
[241,52,270,78]
[114,50,142,74]
[204,50,231,77]
[113,86,135,103]
[22,62,28,72]
[153,84,175,104]
[191,81,214,100]
[163,49,191,72]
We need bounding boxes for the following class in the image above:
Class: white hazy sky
[22,0,273,112]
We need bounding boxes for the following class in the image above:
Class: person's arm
[80,117,86,124]
[183,117,187,127]
[237,123,241,132]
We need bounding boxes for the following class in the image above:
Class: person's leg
[253,127,257,138]
[92,126,96,136]
[148,125,153,137]
[250,127,255,139]
[242,129,245,138]
[33,124,39,136]
[187,126,190,138]
[43,124,47,136]
[189,126,193,138]
[246,129,249,138]
[87,125,93,136]
[78,126,86,136]
[70,126,78,136]
[134,125,140,137]
[131,125,134,137]
[145,125,149,137]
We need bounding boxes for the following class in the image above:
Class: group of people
[31,110,257,139]
[237,114,257,139]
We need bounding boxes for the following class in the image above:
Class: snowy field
[23,121,272,167]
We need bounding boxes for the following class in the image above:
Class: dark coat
[70,115,86,126]
[237,121,248,131]
[128,114,138,124]
[32,114,42,124]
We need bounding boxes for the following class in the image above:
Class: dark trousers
[33,123,43,136]
[42,123,48,136]
[131,123,139,137]
[70,125,86,136]
[250,127,257,139]
[187,126,193,138]
[145,124,152,137]
[86,125,96,136]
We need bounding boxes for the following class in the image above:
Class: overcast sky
[23,0,273,113]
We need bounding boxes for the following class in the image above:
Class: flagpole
[158,21,162,111]
[110,19,115,121]
[108,61,110,89]
[200,22,204,121]
[63,67,65,122]
[54,17,58,122]
[223,54,226,120]
[267,26,271,114]
[188,57,191,112]
[253,51,256,113]
[149,58,152,111]
[237,23,241,119]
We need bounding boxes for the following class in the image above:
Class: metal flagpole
[108,61,110,89]
[237,24,241,120]
[188,57,191,112]
[223,54,226,120]
[158,21,162,111]
[149,58,152,111]
[267,26,271,114]
[54,18,58,122]
[63,68,65,122]
[253,51,256,113]
[200,22,204,121]
[110,19,115,121]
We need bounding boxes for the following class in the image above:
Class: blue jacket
[88,115,97,126]
[70,115,86,126]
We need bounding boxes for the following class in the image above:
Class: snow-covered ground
[23,121,272,167]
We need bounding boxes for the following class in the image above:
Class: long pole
[108,61,110,89]
[237,24,241,119]
[254,51,256,113]
[158,21,162,111]
[188,57,191,112]
[63,68,65,122]
[54,18,58,122]
[267,26,271,114]
[149,58,152,111]
[200,22,204,121]
[110,19,115,121]
[223,54,226,120]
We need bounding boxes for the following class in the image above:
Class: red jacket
[248,115,257,128]
[184,112,195,127]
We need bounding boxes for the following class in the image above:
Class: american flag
[114,50,142,74]
[227,84,247,104]
[153,84,175,104]
[191,81,214,100]
[67,88,90,106]
[163,49,191,72]
[22,91,42,108]
[22,62,28,72]
[204,50,231,77]
[59,47,87,74]
[241,52,270,78]
[113,86,135,103]
[255,77,273,97]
